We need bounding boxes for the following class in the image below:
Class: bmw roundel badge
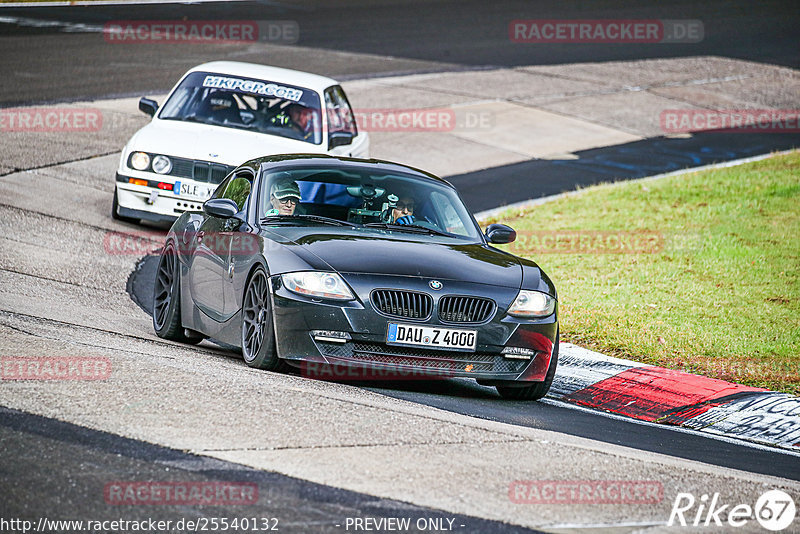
[429,280,443,290]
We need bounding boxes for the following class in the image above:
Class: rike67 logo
[669,490,796,531]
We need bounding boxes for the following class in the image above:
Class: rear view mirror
[139,97,159,117]
[485,223,516,244]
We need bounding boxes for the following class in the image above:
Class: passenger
[392,196,416,225]
[265,180,301,216]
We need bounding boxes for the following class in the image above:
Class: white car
[112,61,369,224]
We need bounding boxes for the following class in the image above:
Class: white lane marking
[540,398,800,458]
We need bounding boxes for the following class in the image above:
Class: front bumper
[270,274,558,382]
[115,173,208,222]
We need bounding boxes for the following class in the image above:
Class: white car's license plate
[386,323,477,351]
[174,180,215,199]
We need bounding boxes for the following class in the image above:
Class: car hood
[261,227,523,288]
[127,119,327,167]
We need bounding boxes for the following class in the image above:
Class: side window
[219,171,253,211]
[430,191,469,236]
[324,85,358,136]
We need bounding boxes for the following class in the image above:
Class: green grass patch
[488,151,800,394]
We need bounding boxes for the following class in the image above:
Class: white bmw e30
[112,61,369,224]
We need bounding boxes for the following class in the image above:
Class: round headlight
[130,152,150,171]
[152,155,172,175]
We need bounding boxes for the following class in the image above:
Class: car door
[324,85,369,158]
[186,170,252,321]
[219,169,258,319]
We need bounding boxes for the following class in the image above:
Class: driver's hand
[395,215,415,225]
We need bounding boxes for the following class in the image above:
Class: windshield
[259,165,481,241]
[158,71,323,145]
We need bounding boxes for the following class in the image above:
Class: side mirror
[203,198,239,219]
[328,131,353,150]
[485,223,516,244]
[139,97,159,117]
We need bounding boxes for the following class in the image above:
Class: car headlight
[507,290,556,318]
[130,151,150,171]
[282,272,354,301]
[151,155,172,174]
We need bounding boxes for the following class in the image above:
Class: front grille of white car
[166,156,234,184]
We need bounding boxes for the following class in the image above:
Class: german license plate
[386,323,476,351]
[173,180,215,199]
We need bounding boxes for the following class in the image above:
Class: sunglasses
[275,197,298,206]
[395,201,415,211]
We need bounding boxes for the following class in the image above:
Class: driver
[391,196,416,225]
[270,103,316,141]
[265,179,301,216]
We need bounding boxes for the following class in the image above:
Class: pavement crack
[199,437,532,453]
[0,315,176,360]
[0,309,219,358]
[0,150,118,178]
[0,201,118,233]
[0,266,119,294]
[514,66,755,93]
[28,167,112,193]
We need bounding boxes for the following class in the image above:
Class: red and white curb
[551,343,800,451]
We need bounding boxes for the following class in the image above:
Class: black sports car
[153,155,559,400]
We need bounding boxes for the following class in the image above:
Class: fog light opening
[312,330,351,343]
[501,346,537,360]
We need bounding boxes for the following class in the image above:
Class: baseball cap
[270,180,301,201]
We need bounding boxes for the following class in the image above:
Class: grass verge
[489,151,800,394]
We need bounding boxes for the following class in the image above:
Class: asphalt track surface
[0,406,544,533]
[451,132,800,212]
[2,0,800,530]
[0,0,798,106]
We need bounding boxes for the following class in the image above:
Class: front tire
[152,243,202,344]
[496,331,559,401]
[241,267,288,372]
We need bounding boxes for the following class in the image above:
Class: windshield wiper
[261,214,357,227]
[362,223,452,237]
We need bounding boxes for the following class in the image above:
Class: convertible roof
[186,61,339,93]
[251,155,455,188]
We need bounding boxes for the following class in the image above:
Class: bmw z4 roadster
[153,155,559,400]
